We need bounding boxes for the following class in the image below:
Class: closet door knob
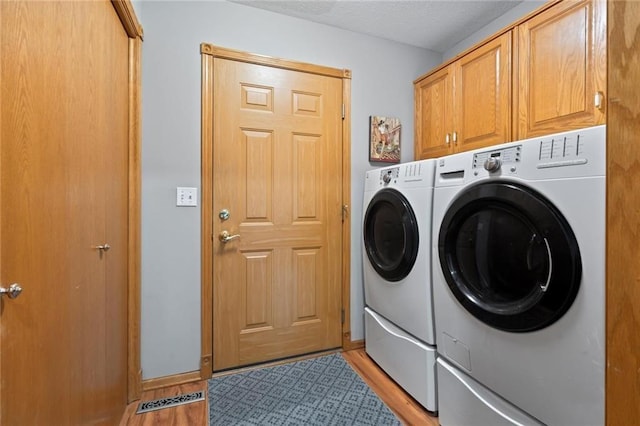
[94,243,111,251]
[0,283,23,299]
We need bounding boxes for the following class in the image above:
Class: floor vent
[136,390,205,414]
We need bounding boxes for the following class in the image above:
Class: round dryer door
[364,188,419,282]
[438,182,581,332]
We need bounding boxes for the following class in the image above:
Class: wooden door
[212,58,343,370]
[454,32,512,152]
[0,1,129,423]
[517,0,606,138]
[414,66,454,159]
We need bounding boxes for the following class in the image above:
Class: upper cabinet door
[517,0,606,138]
[454,31,512,152]
[414,65,454,160]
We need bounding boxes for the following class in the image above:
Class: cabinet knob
[445,133,450,144]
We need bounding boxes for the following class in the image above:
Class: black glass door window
[364,188,419,282]
[438,182,581,332]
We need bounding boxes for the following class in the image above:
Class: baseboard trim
[141,370,202,392]
[343,339,365,351]
[142,344,364,391]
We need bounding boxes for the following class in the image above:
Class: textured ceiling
[230,0,526,53]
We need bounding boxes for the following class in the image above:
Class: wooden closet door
[517,0,606,138]
[0,1,129,424]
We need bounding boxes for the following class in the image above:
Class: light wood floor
[120,349,438,425]
[343,349,439,426]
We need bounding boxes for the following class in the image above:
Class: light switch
[176,187,198,207]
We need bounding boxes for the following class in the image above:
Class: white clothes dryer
[432,126,606,425]
[362,159,437,412]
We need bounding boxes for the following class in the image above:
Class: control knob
[484,157,502,172]
[382,172,392,184]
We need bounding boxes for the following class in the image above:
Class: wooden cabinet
[415,0,606,158]
[415,32,512,159]
[456,33,513,152]
[517,0,606,138]
[414,66,453,159]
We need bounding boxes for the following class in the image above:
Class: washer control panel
[536,133,588,169]
[465,125,604,180]
[473,146,521,173]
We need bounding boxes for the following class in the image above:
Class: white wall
[130,0,143,24]
[443,0,546,60]
[140,0,441,379]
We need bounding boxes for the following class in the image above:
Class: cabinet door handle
[594,91,604,110]
[453,131,458,144]
[445,133,451,144]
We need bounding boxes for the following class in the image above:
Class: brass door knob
[219,231,240,243]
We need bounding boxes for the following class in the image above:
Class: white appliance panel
[363,160,436,344]
[365,308,437,412]
[432,125,606,426]
[437,358,544,426]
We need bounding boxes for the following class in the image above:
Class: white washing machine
[362,159,437,412]
[432,125,606,425]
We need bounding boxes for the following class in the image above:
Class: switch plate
[177,187,198,207]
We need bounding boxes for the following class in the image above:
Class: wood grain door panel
[1,1,129,423]
[213,59,342,371]
[455,31,512,151]
[517,0,606,138]
[414,66,454,159]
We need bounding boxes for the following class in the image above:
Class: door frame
[112,0,144,402]
[199,44,352,378]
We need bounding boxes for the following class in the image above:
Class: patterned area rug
[208,353,401,425]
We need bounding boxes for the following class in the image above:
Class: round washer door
[364,188,419,282]
[438,182,581,332]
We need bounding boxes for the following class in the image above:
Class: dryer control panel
[365,159,437,192]
[380,167,399,184]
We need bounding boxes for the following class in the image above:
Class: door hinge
[341,308,345,324]
[341,104,345,120]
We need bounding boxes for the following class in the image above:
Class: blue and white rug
[208,353,401,425]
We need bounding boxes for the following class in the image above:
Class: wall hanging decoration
[369,116,401,163]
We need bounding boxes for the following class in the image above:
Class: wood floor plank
[120,349,437,425]
[342,349,439,426]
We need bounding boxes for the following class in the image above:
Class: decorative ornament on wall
[369,116,401,163]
